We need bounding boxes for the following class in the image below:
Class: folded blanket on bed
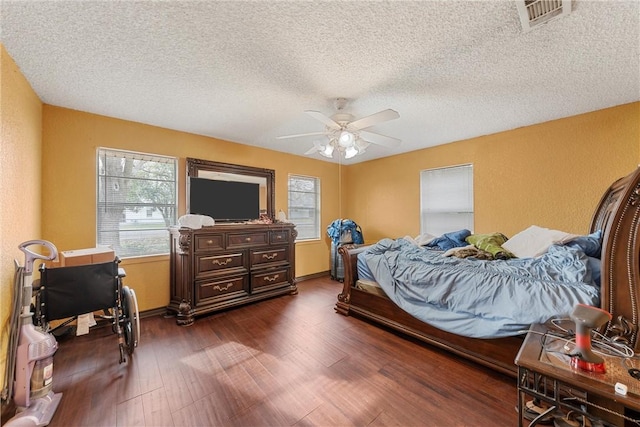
[443,245,494,260]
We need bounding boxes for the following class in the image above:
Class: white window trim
[287,174,321,242]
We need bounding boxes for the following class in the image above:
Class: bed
[335,167,640,377]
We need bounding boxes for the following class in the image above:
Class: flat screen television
[188,177,260,222]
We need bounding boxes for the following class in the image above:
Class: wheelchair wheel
[121,286,139,355]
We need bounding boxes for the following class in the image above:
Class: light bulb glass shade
[320,144,334,158]
[338,130,355,148]
[344,146,358,159]
[355,139,369,150]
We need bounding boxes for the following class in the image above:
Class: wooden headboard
[591,167,640,349]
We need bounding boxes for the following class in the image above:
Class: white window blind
[97,148,177,257]
[420,164,474,236]
[288,174,320,241]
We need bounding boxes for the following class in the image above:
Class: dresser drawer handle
[262,253,278,260]
[213,283,234,292]
[245,237,252,242]
[264,274,280,282]
[276,235,283,240]
[212,258,232,266]
[207,240,214,245]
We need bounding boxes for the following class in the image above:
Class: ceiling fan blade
[347,109,399,131]
[304,145,319,155]
[359,130,401,148]
[276,131,329,140]
[305,110,341,130]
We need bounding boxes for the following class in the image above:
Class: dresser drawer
[251,247,288,266]
[196,253,244,276]
[270,230,290,245]
[194,234,224,252]
[197,275,248,301]
[227,232,268,248]
[169,222,297,322]
[252,268,289,291]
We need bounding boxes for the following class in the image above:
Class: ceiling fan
[277,98,400,159]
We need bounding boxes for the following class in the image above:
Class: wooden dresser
[167,222,297,324]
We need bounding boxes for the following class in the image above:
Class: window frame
[287,174,321,242]
[96,147,178,258]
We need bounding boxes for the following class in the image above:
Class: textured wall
[0,44,43,390]
[41,106,343,311]
[345,102,640,243]
[4,42,639,323]
[32,101,640,314]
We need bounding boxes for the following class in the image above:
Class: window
[420,164,474,236]
[97,148,177,257]
[288,174,320,241]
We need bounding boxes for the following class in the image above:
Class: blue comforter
[361,238,600,338]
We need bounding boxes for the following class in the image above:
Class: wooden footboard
[334,244,522,377]
[335,244,370,315]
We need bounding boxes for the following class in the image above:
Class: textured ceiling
[1,1,639,164]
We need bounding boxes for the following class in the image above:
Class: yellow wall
[347,102,640,242]
[0,45,43,390]
[3,42,639,367]
[41,106,342,311]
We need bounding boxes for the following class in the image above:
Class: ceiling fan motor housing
[330,113,354,126]
[276,97,400,159]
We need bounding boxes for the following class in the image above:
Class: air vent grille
[517,0,571,32]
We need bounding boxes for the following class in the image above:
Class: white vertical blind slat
[420,165,474,236]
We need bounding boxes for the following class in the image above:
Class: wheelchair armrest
[118,267,126,278]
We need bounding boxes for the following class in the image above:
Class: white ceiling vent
[516,0,571,32]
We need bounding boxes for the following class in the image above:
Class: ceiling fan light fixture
[320,144,334,158]
[344,146,358,159]
[338,130,355,148]
[278,99,400,160]
[355,139,369,150]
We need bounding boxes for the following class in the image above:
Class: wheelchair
[33,258,140,363]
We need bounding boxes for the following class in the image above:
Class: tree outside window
[97,148,177,257]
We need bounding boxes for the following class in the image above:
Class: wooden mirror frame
[186,157,276,221]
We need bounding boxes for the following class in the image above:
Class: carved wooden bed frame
[336,167,640,377]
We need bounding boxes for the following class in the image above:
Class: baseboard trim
[140,307,168,319]
[295,271,330,282]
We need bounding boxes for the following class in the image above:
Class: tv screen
[189,177,260,221]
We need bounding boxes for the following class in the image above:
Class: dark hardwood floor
[45,276,518,426]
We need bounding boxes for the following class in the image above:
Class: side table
[515,323,640,426]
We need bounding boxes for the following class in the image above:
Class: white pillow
[503,225,578,258]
